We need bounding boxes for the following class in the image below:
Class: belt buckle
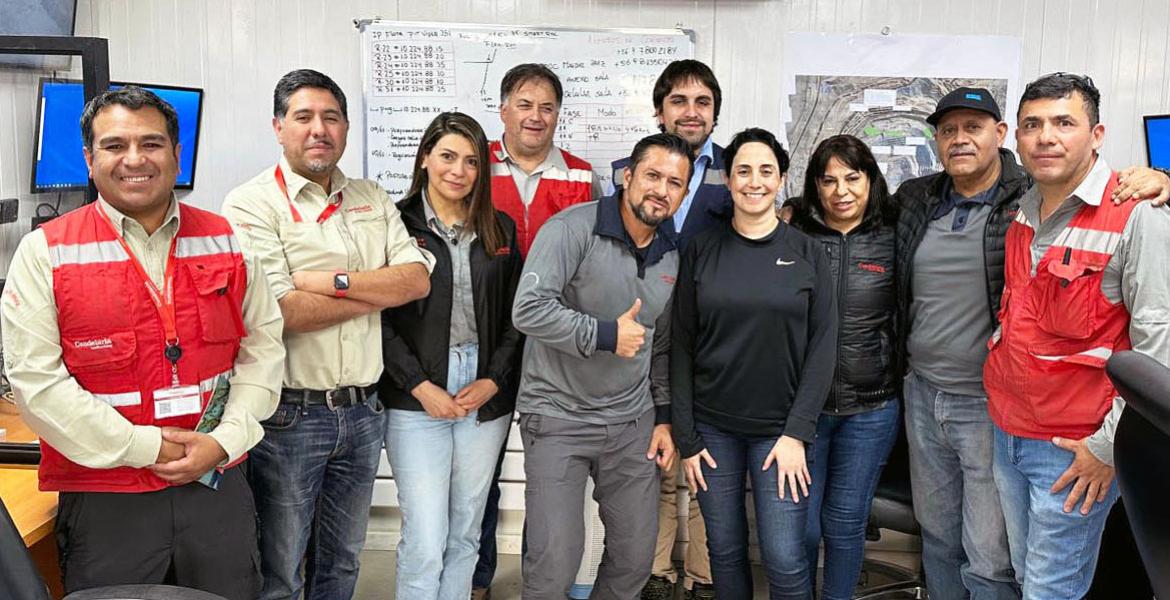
[325,389,338,411]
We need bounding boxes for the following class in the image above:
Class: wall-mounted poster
[780,33,1022,194]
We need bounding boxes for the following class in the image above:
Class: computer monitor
[31,79,204,193]
[1145,114,1170,170]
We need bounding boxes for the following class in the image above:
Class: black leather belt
[281,385,377,411]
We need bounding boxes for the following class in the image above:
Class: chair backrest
[1107,350,1170,599]
[0,496,51,600]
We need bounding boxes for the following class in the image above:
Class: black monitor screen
[32,79,204,192]
[1145,114,1170,170]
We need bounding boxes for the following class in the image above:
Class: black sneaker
[685,582,716,600]
[641,575,676,600]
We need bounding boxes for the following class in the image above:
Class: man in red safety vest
[984,72,1170,599]
[1,87,285,599]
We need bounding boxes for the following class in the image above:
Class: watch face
[334,273,350,290]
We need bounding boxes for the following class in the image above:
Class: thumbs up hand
[615,298,646,358]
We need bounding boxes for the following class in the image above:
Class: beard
[303,158,334,174]
[630,194,668,227]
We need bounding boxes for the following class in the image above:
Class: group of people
[2,54,1170,600]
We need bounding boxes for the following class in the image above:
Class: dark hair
[500,63,563,106]
[722,128,790,179]
[80,86,179,151]
[792,134,894,231]
[408,112,505,255]
[273,69,348,120]
[627,133,695,182]
[652,60,722,126]
[1019,72,1101,126]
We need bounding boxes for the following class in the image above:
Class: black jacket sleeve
[381,310,429,395]
[783,239,839,442]
[670,241,704,457]
[485,219,525,393]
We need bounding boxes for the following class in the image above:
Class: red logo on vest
[857,262,886,274]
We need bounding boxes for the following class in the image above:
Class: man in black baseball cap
[926,86,1003,126]
[892,84,1170,599]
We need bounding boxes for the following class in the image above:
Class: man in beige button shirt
[1,87,285,599]
[221,69,434,600]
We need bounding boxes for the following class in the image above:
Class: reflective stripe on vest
[93,368,234,408]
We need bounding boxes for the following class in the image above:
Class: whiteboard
[358,20,695,199]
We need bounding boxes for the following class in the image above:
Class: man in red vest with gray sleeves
[984,72,1170,599]
[1,87,285,599]
[473,62,603,600]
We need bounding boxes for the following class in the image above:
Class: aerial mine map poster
[781,33,1022,194]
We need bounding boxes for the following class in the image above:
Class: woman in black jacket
[789,134,900,600]
[378,112,523,600]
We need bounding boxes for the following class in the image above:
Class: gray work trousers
[519,408,659,600]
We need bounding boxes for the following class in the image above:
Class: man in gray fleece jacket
[512,133,693,599]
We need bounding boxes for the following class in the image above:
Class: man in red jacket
[984,72,1170,599]
[1,87,285,599]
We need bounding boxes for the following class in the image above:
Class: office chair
[1106,350,1170,599]
[855,418,927,599]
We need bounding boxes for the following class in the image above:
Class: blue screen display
[33,80,203,191]
[1146,116,1170,170]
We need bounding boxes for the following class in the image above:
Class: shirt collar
[1069,156,1112,207]
[278,154,349,200]
[498,136,567,175]
[97,194,180,237]
[695,137,715,166]
[593,192,677,267]
[1018,156,1112,224]
[420,188,465,235]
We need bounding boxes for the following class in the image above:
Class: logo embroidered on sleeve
[776,258,795,266]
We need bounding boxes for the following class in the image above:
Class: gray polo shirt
[422,190,477,347]
[1010,157,1170,464]
[908,184,999,397]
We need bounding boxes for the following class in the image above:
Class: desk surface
[1,410,40,444]
[1,467,56,546]
[0,409,56,546]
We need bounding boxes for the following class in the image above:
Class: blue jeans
[248,394,386,600]
[385,343,512,600]
[805,399,900,600]
[992,425,1119,600]
[472,443,507,590]
[903,371,1019,600]
[695,422,812,600]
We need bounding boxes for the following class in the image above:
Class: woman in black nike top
[672,127,838,600]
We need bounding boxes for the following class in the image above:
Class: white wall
[3,0,1170,275]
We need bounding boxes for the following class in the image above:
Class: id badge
[154,385,203,420]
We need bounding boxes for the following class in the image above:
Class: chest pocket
[187,262,246,343]
[1034,257,1105,341]
[278,220,352,272]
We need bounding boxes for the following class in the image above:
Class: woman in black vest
[789,135,900,600]
[378,112,523,599]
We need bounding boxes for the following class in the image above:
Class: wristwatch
[333,270,350,298]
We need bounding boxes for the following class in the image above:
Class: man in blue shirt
[613,59,726,600]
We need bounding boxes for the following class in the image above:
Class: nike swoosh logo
[776,259,795,266]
